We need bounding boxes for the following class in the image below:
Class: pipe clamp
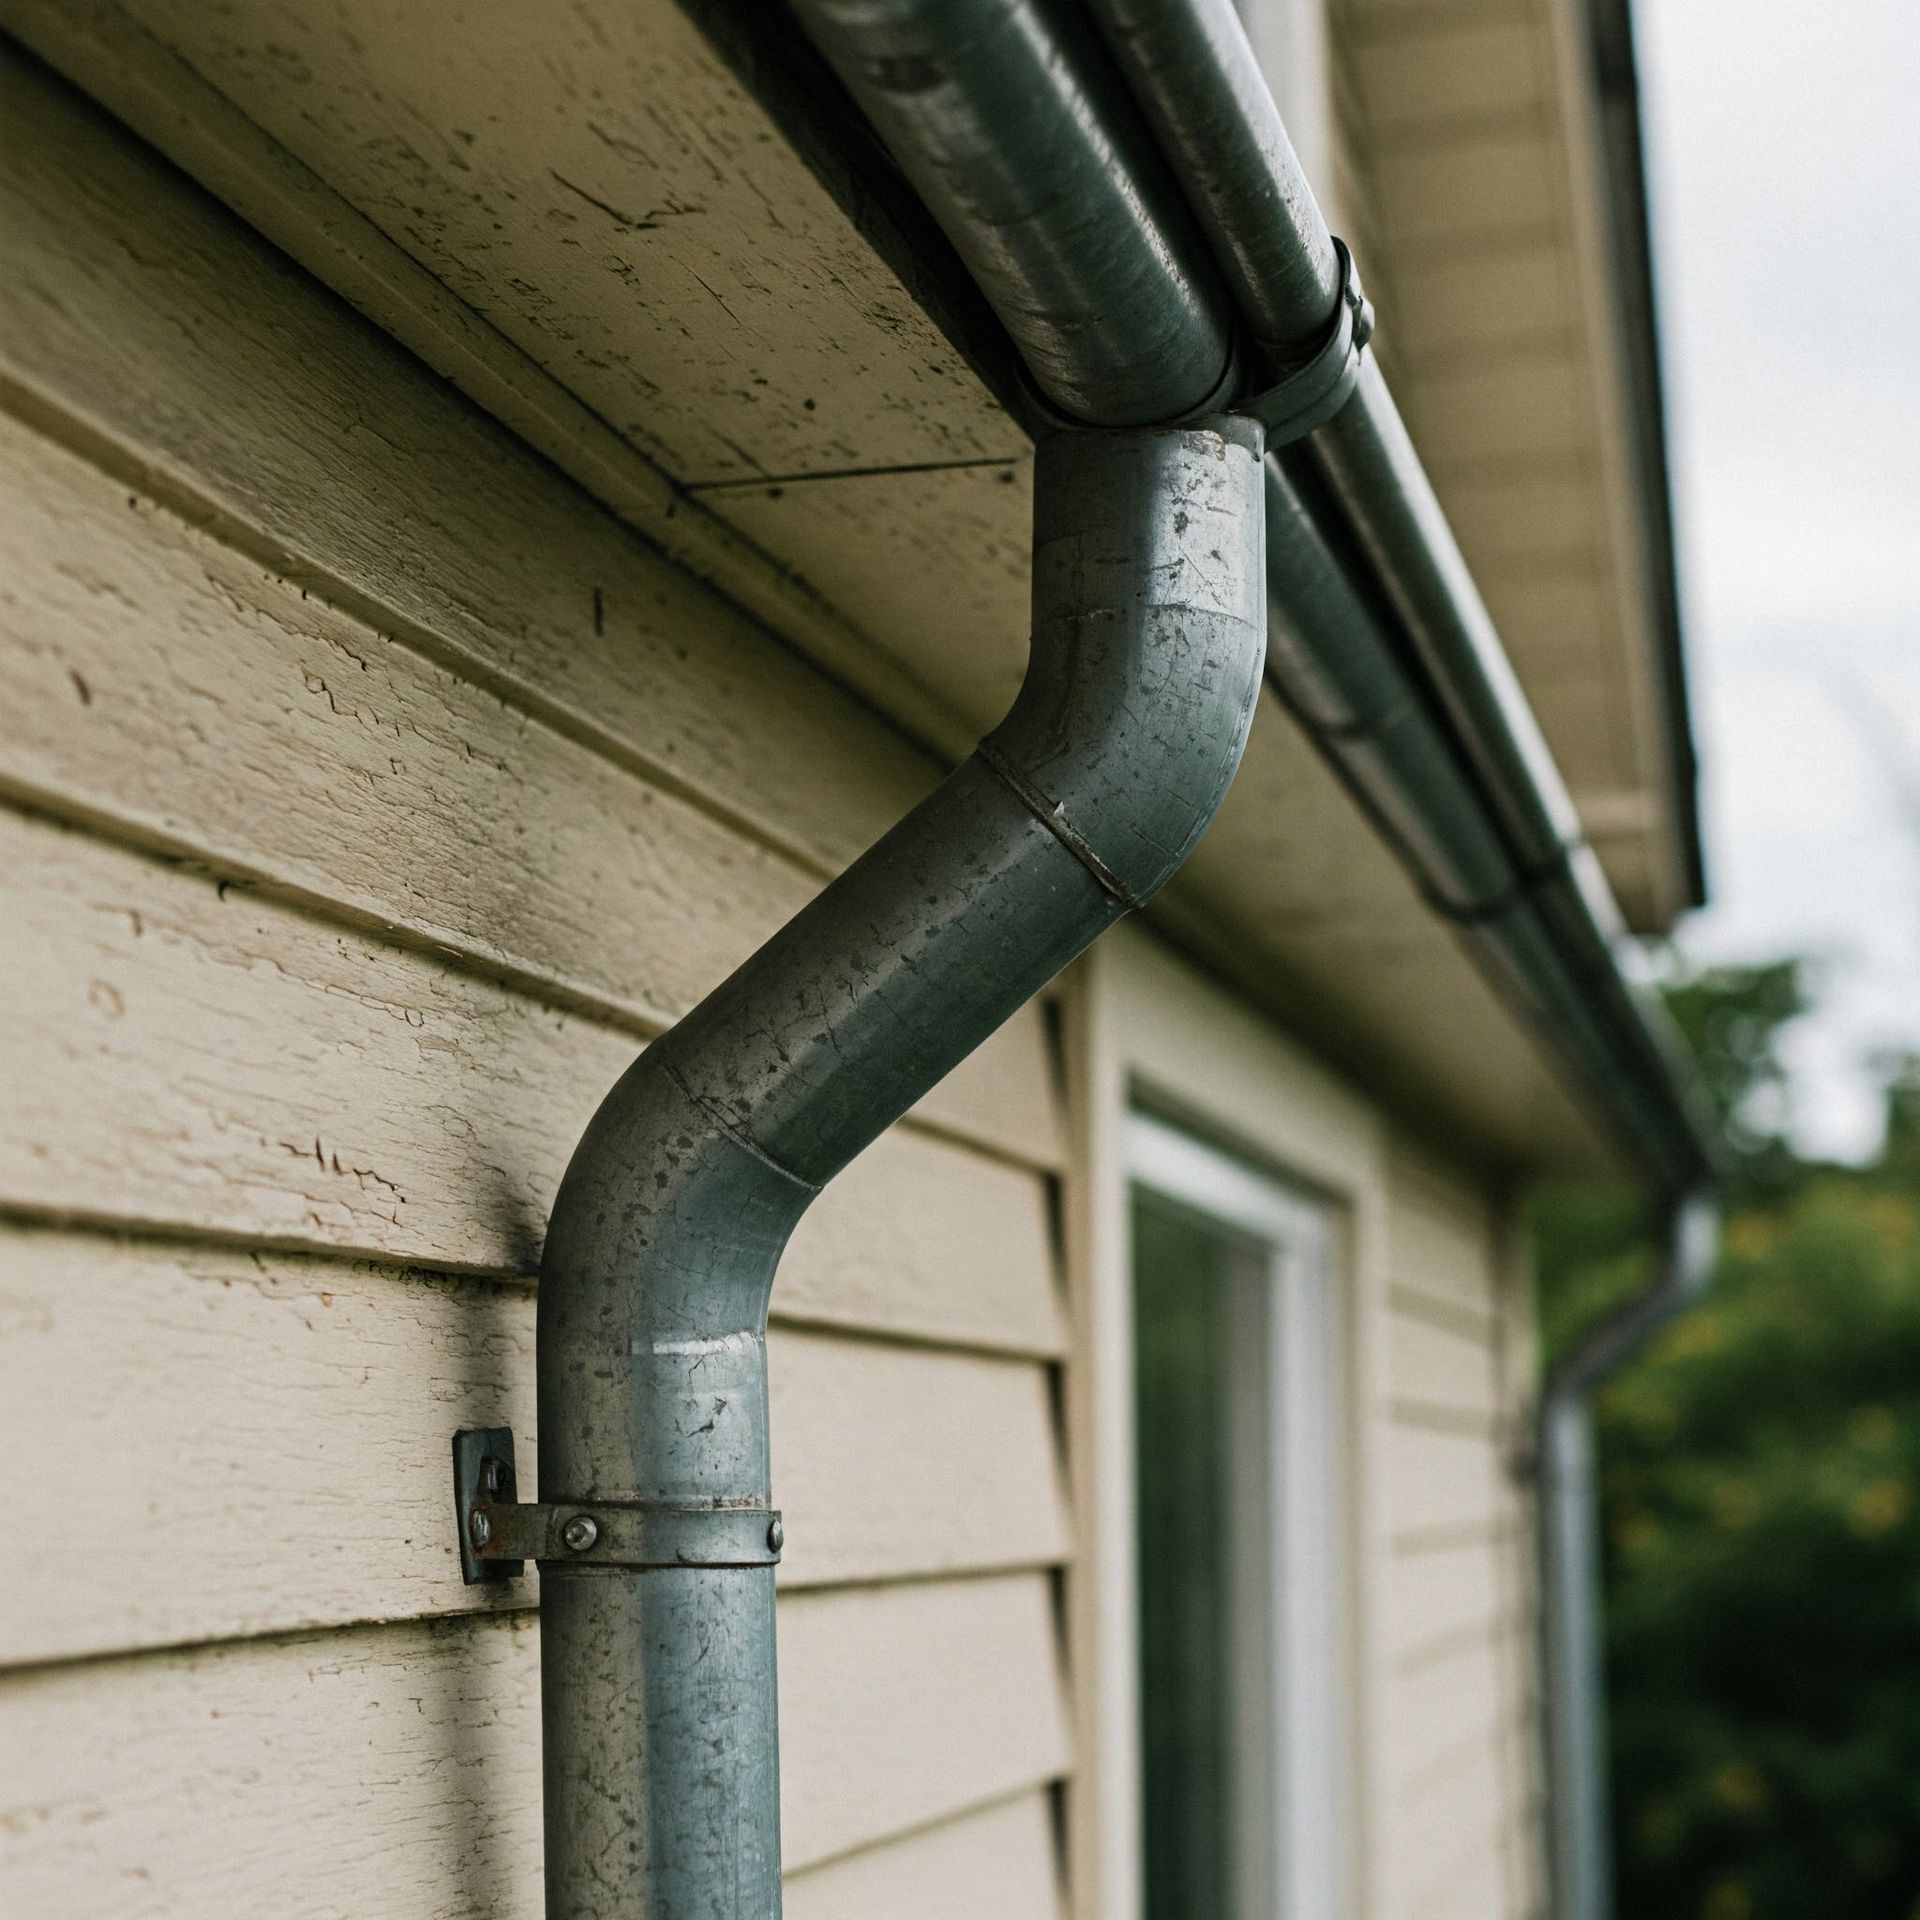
[1247,238,1375,446]
[453,1428,783,1583]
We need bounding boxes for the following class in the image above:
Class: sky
[1636,0,1920,1158]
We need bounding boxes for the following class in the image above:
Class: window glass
[1130,1114,1346,1920]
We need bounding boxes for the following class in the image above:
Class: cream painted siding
[1379,1140,1546,1920]
[0,47,1071,1919]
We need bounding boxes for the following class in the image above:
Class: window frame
[1062,923,1395,1920]
[1127,1108,1346,1920]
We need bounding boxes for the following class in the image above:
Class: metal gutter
[1538,1190,1720,1920]
[800,0,1714,1188]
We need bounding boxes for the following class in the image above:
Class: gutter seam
[975,740,1146,910]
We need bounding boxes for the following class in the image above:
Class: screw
[468,1508,492,1550]
[766,1517,784,1554]
[561,1513,600,1553]
[481,1456,508,1496]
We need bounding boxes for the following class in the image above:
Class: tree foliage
[1535,959,1920,1920]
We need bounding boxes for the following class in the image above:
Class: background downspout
[1538,1189,1721,1920]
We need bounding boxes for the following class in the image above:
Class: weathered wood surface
[0,404,1062,1172]
[105,0,1022,487]
[784,1790,1065,1920]
[0,806,1064,1354]
[0,1226,1071,1665]
[0,1573,1071,1913]
[0,40,947,880]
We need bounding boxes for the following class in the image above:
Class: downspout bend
[537,415,1267,1916]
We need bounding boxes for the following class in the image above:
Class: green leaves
[1536,961,1920,1918]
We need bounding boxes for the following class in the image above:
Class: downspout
[527,418,1264,1915]
[456,10,1278,1914]
[1538,1189,1720,1920]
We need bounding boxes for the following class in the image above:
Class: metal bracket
[1247,238,1376,447]
[452,1427,785,1585]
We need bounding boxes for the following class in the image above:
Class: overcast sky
[1637,0,1920,1158]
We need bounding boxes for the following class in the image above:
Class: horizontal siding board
[1393,1738,1509,1885]
[1387,1421,1508,1536]
[0,1574,1070,1914]
[1384,1535,1506,1661]
[1387,1296,1500,1409]
[784,1791,1063,1920]
[0,404,816,1035]
[1386,1624,1513,1789]
[0,341,1061,1179]
[0,805,1063,1353]
[1385,1151,1501,1312]
[708,461,1033,740]
[0,1226,1071,1665]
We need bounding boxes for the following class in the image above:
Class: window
[1129,1111,1346,1920]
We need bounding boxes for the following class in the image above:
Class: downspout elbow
[535,415,1266,1916]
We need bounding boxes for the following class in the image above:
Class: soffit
[1328,0,1693,932]
[6,0,1618,1178]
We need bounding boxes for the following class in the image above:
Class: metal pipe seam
[1537,1189,1720,1920]
[535,415,1268,1916]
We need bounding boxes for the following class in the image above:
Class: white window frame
[1062,923,1395,1920]
[1127,1108,1345,1920]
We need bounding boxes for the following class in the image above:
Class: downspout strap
[453,1427,783,1583]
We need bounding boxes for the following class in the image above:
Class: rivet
[468,1508,492,1550]
[766,1517,785,1554]
[562,1513,600,1553]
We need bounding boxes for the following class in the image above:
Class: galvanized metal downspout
[537,417,1267,1914]
[1536,1190,1719,1920]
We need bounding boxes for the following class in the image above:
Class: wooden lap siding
[1380,1141,1546,1920]
[0,45,1071,1920]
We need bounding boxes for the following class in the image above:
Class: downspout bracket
[452,1427,783,1584]
[1246,237,1374,445]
